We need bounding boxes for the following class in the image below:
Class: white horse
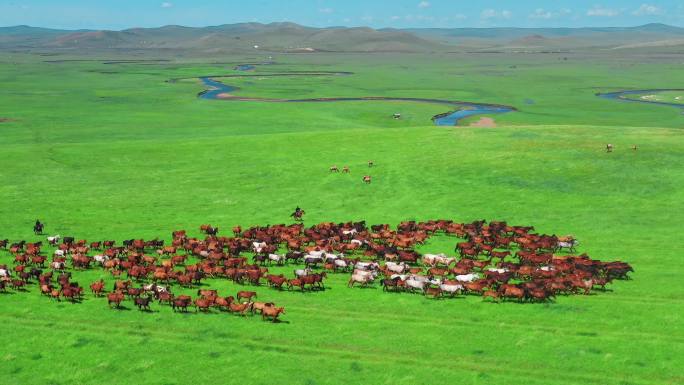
[47,235,60,245]
[456,273,479,283]
[405,278,428,292]
[354,261,379,271]
[294,267,312,278]
[51,261,66,270]
[342,229,358,237]
[307,250,325,258]
[93,254,109,265]
[334,259,350,271]
[268,254,285,265]
[440,283,464,295]
[487,268,508,274]
[348,270,375,287]
[54,250,66,258]
[0,268,9,278]
[423,253,455,267]
[408,274,430,283]
[324,253,342,263]
[557,240,578,252]
[385,261,407,274]
[252,242,267,253]
[143,283,168,294]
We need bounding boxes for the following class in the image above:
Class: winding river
[597,89,684,111]
[195,74,516,126]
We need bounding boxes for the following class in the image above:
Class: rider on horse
[290,207,305,221]
[33,219,44,235]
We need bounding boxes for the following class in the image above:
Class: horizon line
[1,21,682,32]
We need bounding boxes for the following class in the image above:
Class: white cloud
[481,9,512,20]
[390,15,401,21]
[161,2,173,8]
[632,4,663,16]
[319,8,334,14]
[529,8,553,19]
[418,1,430,9]
[452,14,467,20]
[361,15,374,23]
[587,6,620,17]
[529,8,572,19]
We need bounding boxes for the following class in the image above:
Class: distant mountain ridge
[1,22,683,52]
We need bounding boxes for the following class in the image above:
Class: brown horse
[236,290,257,303]
[251,301,274,314]
[107,291,125,308]
[135,296,153,311]
[232,226,242,236]
[171,295,192,312]
[362,175,371,184]
[262,306,285,322]
[267,274,287,290]
[214,296,234,311]
[424,287,442,299]
[194,297,214,312]
[90,279,105,296]
[228,301,253,316]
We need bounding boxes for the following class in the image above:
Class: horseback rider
[33,219,44,235]
[290,207,304,221]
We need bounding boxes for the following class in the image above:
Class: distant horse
[291,209,305,221]
[362,175,371,184]
[606,144,613,153]
[330,165,339,172]
[33,221,44,235]
[368,160,374,168]
[342,166,350,173]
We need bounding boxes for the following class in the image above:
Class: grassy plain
[622,90,684,105]
[0,51,683,385]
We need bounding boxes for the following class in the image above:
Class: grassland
[0,51,683,385]
[622,90,684,105]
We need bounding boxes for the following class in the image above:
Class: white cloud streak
[481,9,512,20]
[587,6,620,17]
[632,4,663,16]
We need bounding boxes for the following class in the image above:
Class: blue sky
[1,0,683,30]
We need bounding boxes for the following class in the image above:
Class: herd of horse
[0,218,632,321]
[329,161,374,184]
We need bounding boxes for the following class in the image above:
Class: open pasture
[0,51,683,385]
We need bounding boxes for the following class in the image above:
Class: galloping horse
[33,220,44,235]
[291,208,305,222]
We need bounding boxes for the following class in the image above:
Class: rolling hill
[1,22,684,53]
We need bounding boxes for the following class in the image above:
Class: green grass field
[1,51,683,385]
[622,90,684,105]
